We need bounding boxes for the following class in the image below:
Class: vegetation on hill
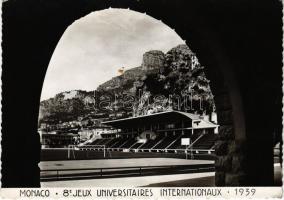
[39,44,214,126]
[133,44,214,116]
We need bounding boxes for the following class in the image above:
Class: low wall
[41,148,216,161]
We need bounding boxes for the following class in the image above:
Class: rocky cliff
[97,50,165,92]
[39,44,214,125]
[141,50,165,71]
[133,44,214,116]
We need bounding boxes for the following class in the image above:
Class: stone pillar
[215,124,247,186]
[214,91,248,186]
[214,89,275,186]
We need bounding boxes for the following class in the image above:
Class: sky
[41,8,185,100]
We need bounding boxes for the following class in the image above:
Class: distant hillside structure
[117,67,125,75]
[141,50,165,71]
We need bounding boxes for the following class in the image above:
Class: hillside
[132,44,214,116]
[39,45,214,126]
[39,90,95,124]
[96,66,146,94]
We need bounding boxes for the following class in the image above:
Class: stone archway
[2,0,281,187]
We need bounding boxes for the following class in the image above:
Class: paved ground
[40,158,213,170]
[144,175,215,187]
[40,160,282,187]
[41,172,215,187]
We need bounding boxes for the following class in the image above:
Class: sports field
[40,157,282,187]
[40,158,213,170]
[40,158,214,183]
[41,148,215,161]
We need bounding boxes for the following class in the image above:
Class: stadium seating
[103,138,117,147]
[89,139,103,145]
[96,138,110,145]
[165,135,183,149]
[192,134,216,149]
[139,135,164,149]
[87,138,112,146]
[120,138,137,148]
[153,135,180,149]
[78,132,217,155]
[106,138,122,147]
[130,142,143,149]
[111,138,129,148]
[168,133,203,149]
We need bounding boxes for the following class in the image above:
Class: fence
[41,164,215,181]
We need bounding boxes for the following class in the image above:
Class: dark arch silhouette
[2,0,282,187]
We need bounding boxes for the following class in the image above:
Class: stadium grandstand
[79,110,218,156]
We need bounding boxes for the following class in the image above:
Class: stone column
[214,92,248,186]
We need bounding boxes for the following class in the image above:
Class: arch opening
[3,0,281,188]
[39,8,221,187]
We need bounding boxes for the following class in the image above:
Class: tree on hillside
[134,44,215,116]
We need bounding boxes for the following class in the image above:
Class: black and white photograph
[39,8,219,187]
[1,0,283,198]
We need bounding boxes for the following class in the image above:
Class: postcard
[1,0,283,199]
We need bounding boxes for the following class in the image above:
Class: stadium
[39,106,282,187]
[40,110,220,186]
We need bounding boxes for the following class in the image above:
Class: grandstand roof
[102,110,218,129]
